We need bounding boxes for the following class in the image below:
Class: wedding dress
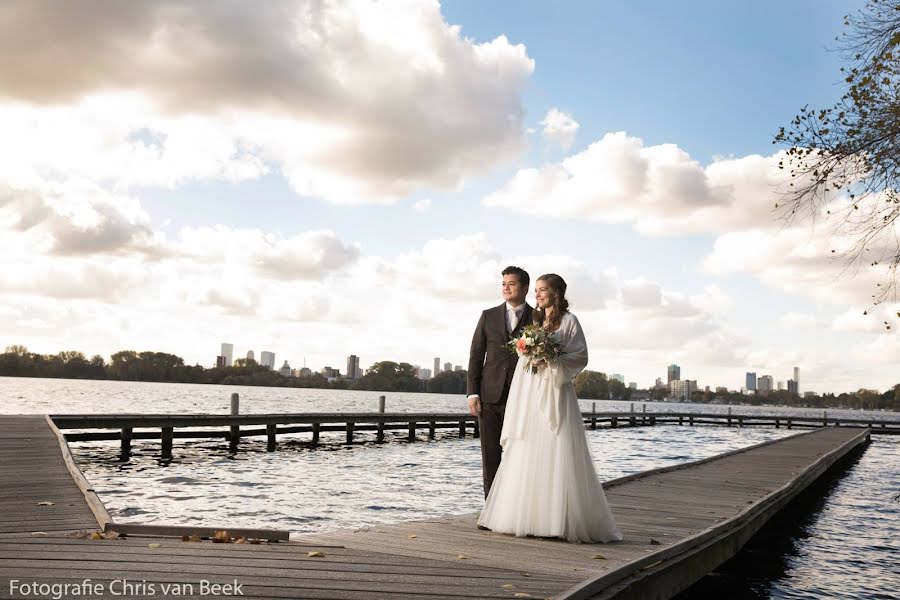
[477,312,622,543]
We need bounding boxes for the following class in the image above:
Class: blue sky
[0,0,896,393]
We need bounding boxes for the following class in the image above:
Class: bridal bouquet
[507,324,562,373]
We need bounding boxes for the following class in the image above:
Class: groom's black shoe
[477,524,491,531]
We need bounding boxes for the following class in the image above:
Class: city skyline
[0,2,897,394]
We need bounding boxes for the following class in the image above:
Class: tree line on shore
[1,345,897,410]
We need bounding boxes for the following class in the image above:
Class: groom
[467,266,532,498]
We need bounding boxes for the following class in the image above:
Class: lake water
[3,377,898,599]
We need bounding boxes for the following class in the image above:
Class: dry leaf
[104,531,120,540]
[30,532,48,537]
[148,543,161,549]
[521,573,531,577]
[307,551,324,557]
[181,535,190,542]
[514,594,532,598]
[89,532,103,540]
[36,501,54,506]
[408,534,417,538]
[649,538,661,545]
[235,538,246,544]
[457,554,468,560]
[213,530,231,543]
[502,584,516,589]
[592,554,606,560]
[249,538,262,545]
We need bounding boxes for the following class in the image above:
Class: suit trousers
[478,378,511,498]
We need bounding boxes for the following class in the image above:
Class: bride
[477,273,622,543]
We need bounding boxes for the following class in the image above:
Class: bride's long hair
[533,273,569,332]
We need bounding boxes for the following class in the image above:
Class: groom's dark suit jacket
[467,302,533,404]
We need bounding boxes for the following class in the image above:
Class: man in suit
[467,266,532,498]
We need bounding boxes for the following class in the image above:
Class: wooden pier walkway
[0,415,871,599]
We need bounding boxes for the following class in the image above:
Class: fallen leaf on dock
[521,572,531,577]
[249,538,262,545]
[307,551,324,557]
[457,554,468,560]
[235,538,246,544]
[592,554,606,560]
[89,532,103,540]
[649,539,661,545]
[513,593,532,598]
[148,543,161,549]
[104,531,120,540]
[408,534,417,538]
[30,532,48,537]
[213,530,231,543]
[502,584,516,589]
[36,501,55,506]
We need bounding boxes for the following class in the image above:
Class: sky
[1,0,897,393]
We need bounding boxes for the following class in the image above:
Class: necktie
[509,308,520,332]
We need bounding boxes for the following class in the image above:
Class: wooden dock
[1,415,871,599]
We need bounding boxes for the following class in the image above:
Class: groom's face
[502,274,527,305]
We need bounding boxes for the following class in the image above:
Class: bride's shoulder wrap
[501,312,589,444]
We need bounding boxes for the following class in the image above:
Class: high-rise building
[260,351,275,369]
[669,379,697,401]
[454,365,463,371]
[612,373,625,383]
[758,375,774,395]
[246,350,255,362]
[793,367,799,389]
[220,343,234,367]
[667,364,681,383]
[787,379,799,395]
[433,357,441,376]
[346,355,360,380]
[444,361,452,373]
[216,355,226,368]
[655,377,664,389]
[777,381,785,391]
[746,372,757,392]
[628,382,637,389]
[419,368,433,380]
[279,360,292,377]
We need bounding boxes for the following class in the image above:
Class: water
[2,377,898,598]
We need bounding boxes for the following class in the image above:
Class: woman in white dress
[477,273,622,544]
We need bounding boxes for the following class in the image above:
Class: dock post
[458,420,466,438]
[428,420,436,439]
[346,422,354,444]
[738,417,743,428]
[161,427,173,459]
[689,414,694,426]
[376,418,385,443]
[611,416,618,428]
[776,418,780,428]
[823,410,828,426]
[230,393,240,444]
[650,415,656,426]
[120,427,132,458]
[378,395,385,413]
[642,403,646,425]
[409,421,417,442]
[311,422,320,446]
[473,419,479,438]
[679,415,684,425]
[787,419,792,429]
[266,424,277,452]
[727,406,732,427]
[591,402,597,430]
[630,403,636,427]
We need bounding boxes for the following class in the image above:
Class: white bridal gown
[477,312,622,543]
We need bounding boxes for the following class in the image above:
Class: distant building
[444,361,452,373]
[758,375,774,395]
[655,377,664,389]
[346,355,360,380]
[299,367,312,377]
[745,372,757,392]
[612,373,625,384]
[777,381,785,391]
[669,379,697,401]
[628,382,637,389]
[247,350,255,361]
[787,379,799,395]
[216,355,226,368]
[418,368,432,380]
[667,364,681,383]
[715,386,729,394]
[794,366,800,389]
[433,357,441,376]
[260,351,275,369]
[454,365,463,371]
[279,361,292,377]
[220,343,234,367]
[803,391,816,398]
[321,366,340,379]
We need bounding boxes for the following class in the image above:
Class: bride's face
[535,280,554,309]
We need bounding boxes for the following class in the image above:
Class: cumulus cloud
[483,131,796,234]
[413,198,432,213]
[0,0,534,202]
[541,108,579,149]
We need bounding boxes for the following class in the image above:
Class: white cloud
[0,0,535,203]
[413,198,433,213]
[541,108,579,150]
[779,312,818,329]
